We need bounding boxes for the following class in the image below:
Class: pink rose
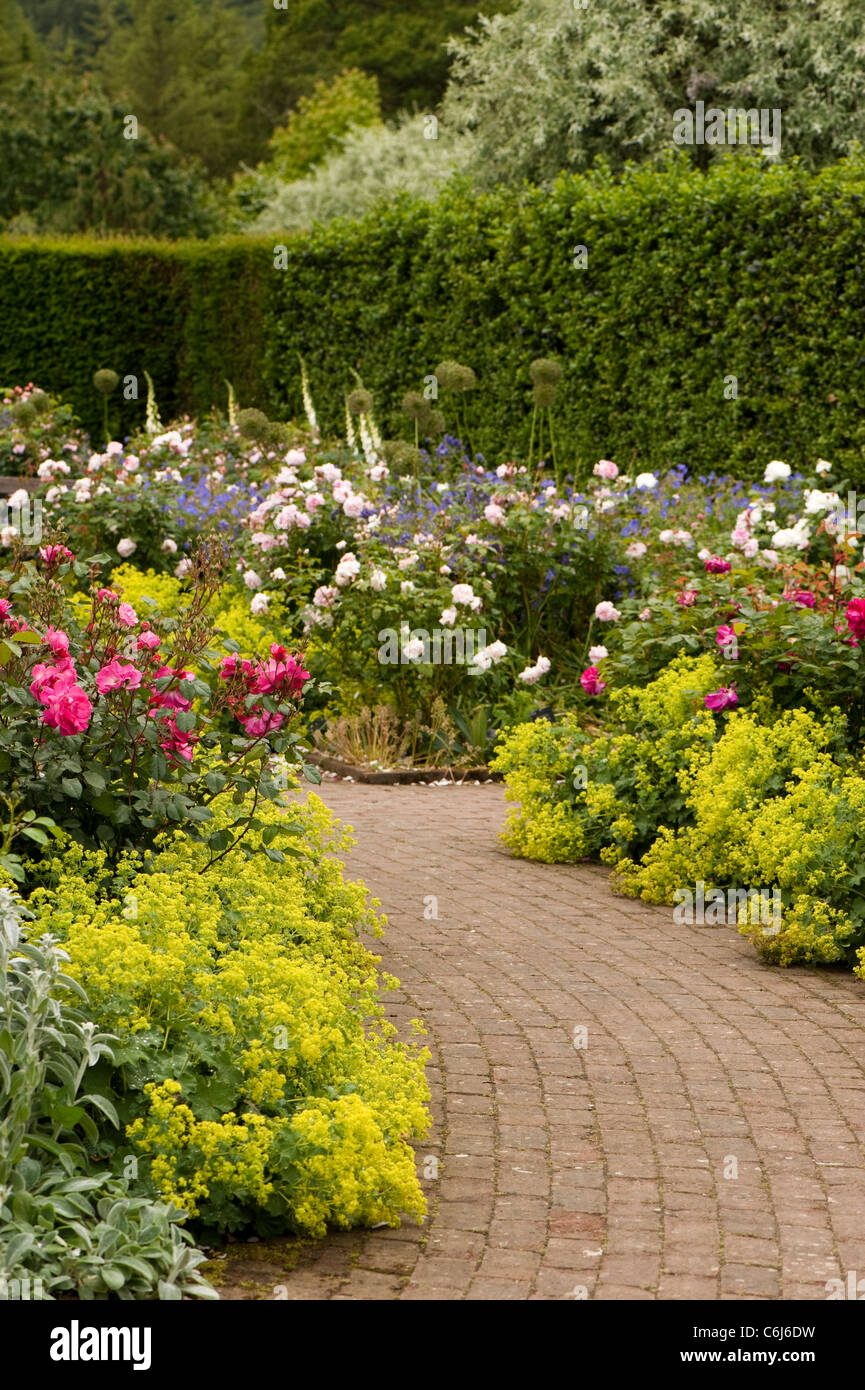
[43,626,70,657]
[137,630,161,651]
[580,666,606,696]
[705,686,738,712]
[253,654,311,698]
[117,603,138,627]
[593,459,619,480]
[677,589,698,607]
[95,659,142,693]
[42,681,92,735]
[704,556,731,575]
[846,599,865,641]
[715,625,737,650]
[39,545,74,566]
[792,590,815,608]
[238,709,284,738]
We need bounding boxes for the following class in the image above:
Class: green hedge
[3,157,865,478]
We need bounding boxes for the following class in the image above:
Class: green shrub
[0,885,216,1300]
[496,658,865,970]
[28,793,431,1238]
[5,157,865,474]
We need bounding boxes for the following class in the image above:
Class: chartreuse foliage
[5,157,865,477]
[494,655,865,972]
[28,792,430,1238]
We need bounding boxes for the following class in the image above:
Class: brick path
[217,781,865,1301]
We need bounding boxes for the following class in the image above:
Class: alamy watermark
[673,102,781,158]
[673,881,781,934]
[377,626,492,674]
[1,496,42,546]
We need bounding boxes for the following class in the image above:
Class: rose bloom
[39,544,74,565]
[250,593,269,616]
[705,685,738,712]
[42,679,92,736]
[845,598,865,641]
[451,583,476,606]
[638,608,651,621]
[763,460,791,483]
[594,601,621,622]
[43,626,70,657]
[792,589,816,608]
[715,625,737,650]
[580,666,606,696]
[116,538,137,558]
[593,459,618,480]
[161,537,178,554]
[588,645,608,663]
[137,630,161,651]
[704,555,731,574]
[96,659,142,693]
[677,590,698,607]
[117,603,138,627]
[625,542,647,560]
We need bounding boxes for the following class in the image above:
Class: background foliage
[4,157,865,478]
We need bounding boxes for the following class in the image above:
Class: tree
[0,75,215,237]
[242,0,518,155]
[0,0,42,96]
[95,0,255,178]
[442,0,865,188]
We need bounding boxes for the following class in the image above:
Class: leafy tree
[0,76,215,237]
[230,68,383,223]
[95,0,254,177]
[442,0,865,188]
[0,0,42,95]
[243,0,518,152]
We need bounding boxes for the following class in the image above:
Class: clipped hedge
[3,156,865,477]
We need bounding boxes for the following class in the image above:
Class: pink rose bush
[0,539,314,876]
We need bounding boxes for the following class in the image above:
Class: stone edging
[306,751,502,785]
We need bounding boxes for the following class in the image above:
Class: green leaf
[61,777,83,798]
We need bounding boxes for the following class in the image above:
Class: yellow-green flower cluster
[29,792,430,1235]
[496,653,865,972]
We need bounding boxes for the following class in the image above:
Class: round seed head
[93,369,119,395]
[236,407,271,441]
[347,388,373,416]
[529,358,563,386]
[532,382,558,409]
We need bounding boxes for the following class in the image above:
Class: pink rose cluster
[30,625,92,735]
[219,644,310,738]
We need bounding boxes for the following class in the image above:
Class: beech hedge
[2,156,865,479]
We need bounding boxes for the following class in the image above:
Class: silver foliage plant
[252,113,471,232]
[0,886,217,1301]
[250,0,865,230]
[442,0,865,188]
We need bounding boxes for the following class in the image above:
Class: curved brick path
[218,781,865,1301]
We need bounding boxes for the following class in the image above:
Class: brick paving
[216,780,865,1301]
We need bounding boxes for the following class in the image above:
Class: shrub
[6,157,865,476]
[0,884,216,1300]
[496,658,865,970]
[492,653,721,863]
[0,539,314,874]
[29,793,431,1238]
